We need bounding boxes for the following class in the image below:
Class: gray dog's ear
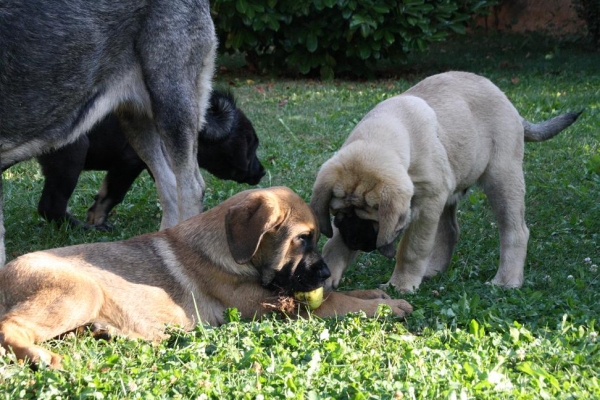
[376,182,412,259]
[225,192,282,264]
[310,175,334,238]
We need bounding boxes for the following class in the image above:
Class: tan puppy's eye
[295,233,312,247]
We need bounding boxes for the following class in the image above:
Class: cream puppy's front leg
[386,197,447,292]
[322,227,359,291]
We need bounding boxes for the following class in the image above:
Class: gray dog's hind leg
[134,2,217,227]
[118,112,180,229]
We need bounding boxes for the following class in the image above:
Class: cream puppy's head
[310,142,413,258]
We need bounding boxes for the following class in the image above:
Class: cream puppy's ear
[310,163,338,238]
[225,192,284,264]
[376,173,413,258]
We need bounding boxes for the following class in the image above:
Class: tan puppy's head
[225,187,331,294]
[310,144,413,258]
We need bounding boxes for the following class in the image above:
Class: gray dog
[0,0,217,265]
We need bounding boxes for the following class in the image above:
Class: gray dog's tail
[522,111,582,142]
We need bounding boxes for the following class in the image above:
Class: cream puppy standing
[311,71,580,292]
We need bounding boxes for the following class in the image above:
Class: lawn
[1,32,599,399]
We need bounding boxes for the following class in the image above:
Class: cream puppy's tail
[522,111,582,142]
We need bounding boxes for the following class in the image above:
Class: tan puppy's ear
[310,166,335,238]
[376,180,413,259]
[226,193,283,264]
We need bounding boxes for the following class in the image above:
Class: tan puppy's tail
[522,111,582,142]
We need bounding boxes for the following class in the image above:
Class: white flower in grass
[516,348,526,360]
[590,264,598,273]
[488,371,514,391]
[567,275,574,280]
[584,257,592,264]
[256,395,265,400]
[590,331,598,342]
[543,275,551,282]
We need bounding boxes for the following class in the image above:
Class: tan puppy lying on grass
[311,71,580,293]
[0,186,412,369]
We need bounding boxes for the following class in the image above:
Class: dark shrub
[212,0,497,78]
[574,0,600,46]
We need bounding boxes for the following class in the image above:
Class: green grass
[1,32,600,398]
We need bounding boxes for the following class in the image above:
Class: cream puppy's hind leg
[484,168,529,288]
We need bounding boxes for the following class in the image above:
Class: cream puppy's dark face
[329,189,381,252]
[333,209,378,252]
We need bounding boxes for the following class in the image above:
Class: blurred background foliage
[212,0,499,79]
[212,0,598,79]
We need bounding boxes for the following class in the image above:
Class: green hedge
[574,0,600,46]
[212,0,497,78]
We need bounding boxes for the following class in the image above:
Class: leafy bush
[212,0,497,78]
[573,0,600,46]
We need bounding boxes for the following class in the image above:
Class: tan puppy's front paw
[385,299,413,318]
[344,288,391,300]
[366,298,413,318]
[313,291,412,319]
